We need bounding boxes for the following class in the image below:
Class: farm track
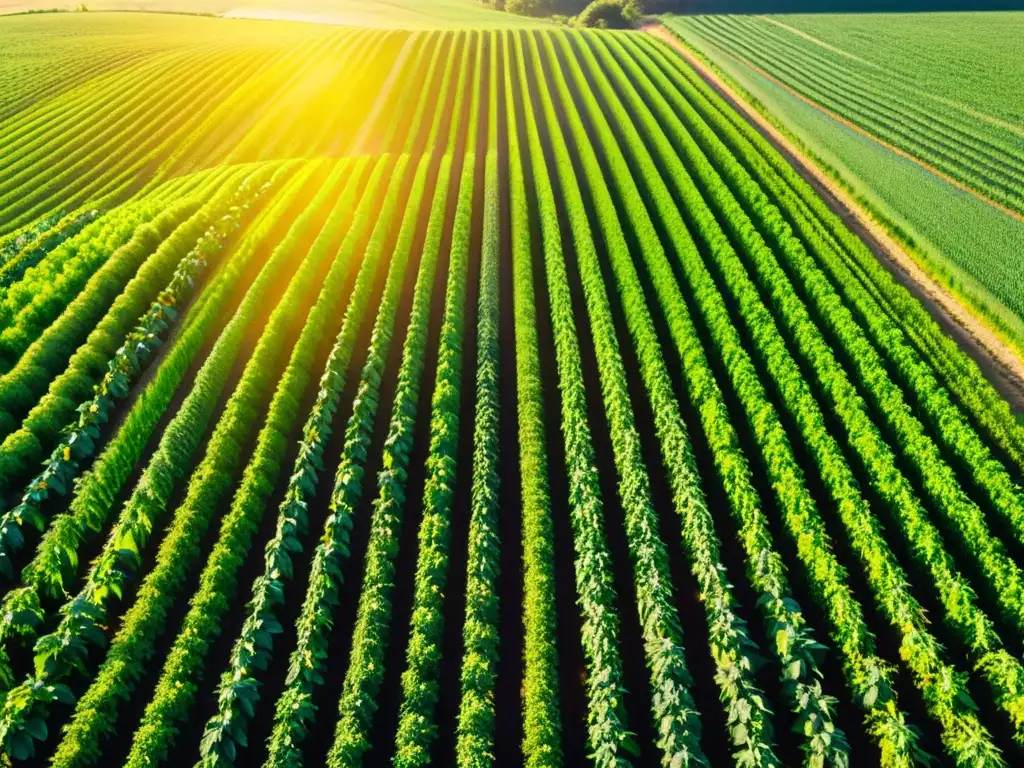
[3,22,1024,768]
[644,24,1024,412]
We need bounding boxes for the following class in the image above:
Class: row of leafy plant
[667,36,1024,621]
[0,209,101,289]
[686,58,1024,640]
[186,155,379,767]
[635,31,1024,741]
[0,168,273,583]
[454,150,502,768]
[200,45,459,763]
[0,161,326,764]
[0,164,291,705]
[391,155,478,768]
[501,29,562,768]
[247,150,429,767]
[0,162,295,619]
[264,36,471,768]
[0,167,253,520]
[0,170,282,708]
[617,32,999,764]
[585,31,852,767]
[639,30,1024,486]
[121,159,373,768]
[454,39,503,767]
[552,28,850,767]
[515,33,635,767]
[596,30,924,766]
[329,37,483,765]
[392,35,487,768]
[0,196,156,378]
[255,154,424,767]
[533,29,728,766]
[41,160,344,768]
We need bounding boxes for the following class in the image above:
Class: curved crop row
[0,167,256,514]
[0,209,102,290]
[42,161,345,768]
[264,34,472,768]
[594,30,924,766]
[122,158,376,768]
[0,162,328,764]
[636,31,1024,481]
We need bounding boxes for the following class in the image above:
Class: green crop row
[0,169,279,690]
[516,32,635,768]
[620,32,1004,765]
[393,34,487,768]
[630,32,1024,743]
[122,159,370,768]
[503,29,562,768]
[454,37,502,768]
[0,168,255,525]
[0,162,329,764]
[0,209,102,289]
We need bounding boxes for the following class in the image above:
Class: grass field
[0,0,536,27]
[664,13,1024,347]
[2,14,1024,768]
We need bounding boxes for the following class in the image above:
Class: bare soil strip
[643,23,1024,412]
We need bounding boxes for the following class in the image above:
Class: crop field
[663,13,1024,338]
[2,16,1024,768]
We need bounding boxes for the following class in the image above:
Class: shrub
[574,0,639,28]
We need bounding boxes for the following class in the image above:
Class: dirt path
[643,23,1024,412]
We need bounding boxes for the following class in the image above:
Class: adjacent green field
[775,12,1024,127]
[1,18,1024,768]
[0,0,538,27]
[663,13,1024,345]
